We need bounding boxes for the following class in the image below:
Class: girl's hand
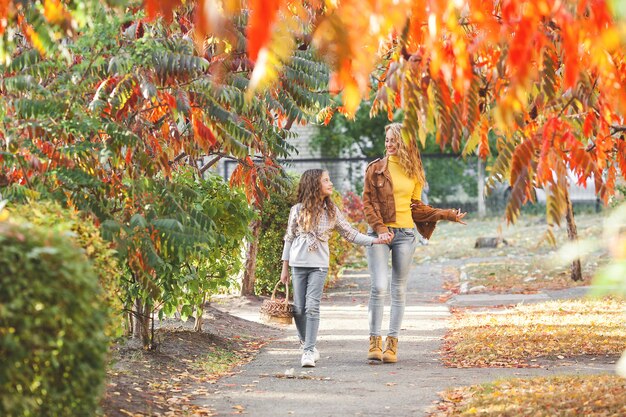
[374,231,394,244]
[455,209,467,225]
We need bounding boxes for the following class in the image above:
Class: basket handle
[271,280,290,302]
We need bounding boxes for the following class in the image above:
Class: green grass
[416,212,609,292]
[194,345,241,375]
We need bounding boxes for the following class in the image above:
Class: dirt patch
[102,304,283,417]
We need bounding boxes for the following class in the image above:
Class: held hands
[373,231,394,244]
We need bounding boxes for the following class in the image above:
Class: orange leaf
[247,0,282,62]
[328,72,342,95]
[582,112,596,137]
[323,108,334,126]
[616,141,626,178]
[192,114,217,152]
[0,0,9,35]
[342,79,361,118]
[478,123,490,159]
[125,147,133,165]
[561,19,579,89]
[22,23,47,56]
[144,0,182,23]
[43,0,70,26]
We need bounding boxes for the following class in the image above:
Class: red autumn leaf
[323,108,334,126]
[0,0,9,35]
[125,147,133,165]
[582,112,596,137]
[478,124,490,159]
[328,72,342,95]
[192,114,217,152]
[144,0,182,23]
[247,0,282,62]
[561,17,579,89]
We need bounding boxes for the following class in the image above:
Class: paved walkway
[196,261,615,416]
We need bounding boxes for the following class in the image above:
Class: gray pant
[367,227,417,337]
[291,267,328,352]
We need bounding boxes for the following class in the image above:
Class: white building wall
[215,123,368,193]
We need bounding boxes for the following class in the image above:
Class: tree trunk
[193,294,207,332]
[477,158,486,218]
[125,311,133,336]
[564,190,583,281]
[132,298,153,349]
[241,218,262,296]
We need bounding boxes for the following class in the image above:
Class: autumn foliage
[3,0,626,333]
[4,1,626,222]
[129,0,626,229]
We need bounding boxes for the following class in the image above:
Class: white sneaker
[299,343,320,362]
[301,350,316,367]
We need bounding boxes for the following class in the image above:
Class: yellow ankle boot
[383,336,398,363]
[367,335,383,361]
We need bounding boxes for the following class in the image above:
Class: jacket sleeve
[362,166,389,235]
[410,200,457,240]
[411,200,457,222]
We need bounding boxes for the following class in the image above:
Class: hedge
[0,219,109,417]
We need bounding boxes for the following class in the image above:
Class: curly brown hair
[296,169,336,232]
[385,123,426,185]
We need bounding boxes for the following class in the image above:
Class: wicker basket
[260,281,293,325]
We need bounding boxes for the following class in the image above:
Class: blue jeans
[367,227,417,338]
[291,267,328,352]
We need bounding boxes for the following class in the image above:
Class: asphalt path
[196,261,615,416]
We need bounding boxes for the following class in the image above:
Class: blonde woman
[363,123,466,363]
[281,169,390,367]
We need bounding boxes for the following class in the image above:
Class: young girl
[280,169,390,367]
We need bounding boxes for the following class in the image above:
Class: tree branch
[199,155,222,175]
[169,152,187,166]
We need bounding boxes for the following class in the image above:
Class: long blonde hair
[297,169,336,232]
[385,123,425,185]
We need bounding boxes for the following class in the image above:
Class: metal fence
[220,156,599,216]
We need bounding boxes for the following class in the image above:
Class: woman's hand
[454,209,467,225]
[374,231,394,244]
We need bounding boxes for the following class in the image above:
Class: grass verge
[442,298,626,367]
[430,374,626,417]
[417,213,607,293]
[459,256,599,293]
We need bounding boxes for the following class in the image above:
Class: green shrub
[7,200,123,336]
[0,220,109,417]
[255,181,298,295]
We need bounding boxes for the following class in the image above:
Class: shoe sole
[301,362,315,367]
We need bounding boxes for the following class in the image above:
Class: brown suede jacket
[362,157,458,239]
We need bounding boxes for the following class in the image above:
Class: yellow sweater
[387,155,423,228]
